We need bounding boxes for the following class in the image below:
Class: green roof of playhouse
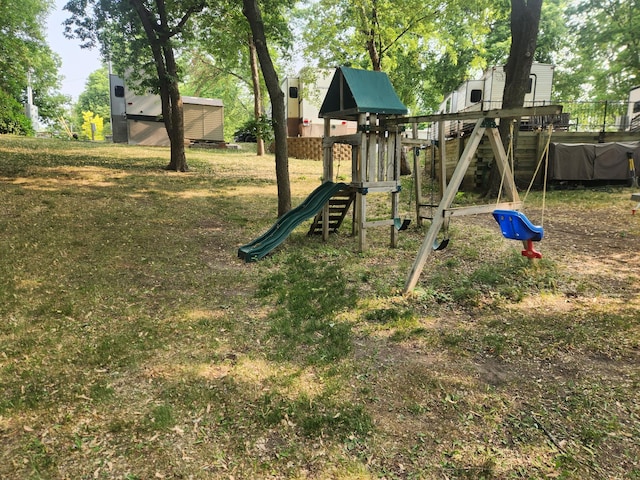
[319,67,408,120]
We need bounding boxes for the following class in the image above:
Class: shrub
[0,89,34,135]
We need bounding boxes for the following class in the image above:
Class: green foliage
[233,115,274,143]
[298,0,494,111]
[75,68,110,129]
[566,0,640,99]
[80,111,105,141]
[0,89,34,135]
[0,0,67,123]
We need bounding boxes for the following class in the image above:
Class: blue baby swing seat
[492,209,544,259]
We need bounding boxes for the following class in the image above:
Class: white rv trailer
[282,70,357,137]
[628,86,640,132]
[438,63,555,136]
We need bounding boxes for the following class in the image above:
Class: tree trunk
[166,84,187,171]
[242,0,291,216]
[164,44,188,171]
[130,0,188,172]
[367,36,382,71]
[248,35,265,156]
[485,0,542,195]
[365,4,382,70]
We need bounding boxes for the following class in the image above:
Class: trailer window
[470,89,482,103]
[634,101,640,114]
[526,78,533,93]
[289,87,298,99]
[114,86,124,97]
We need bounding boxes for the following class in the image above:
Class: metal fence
[558,100,631,132]
[480,100,633,132]
[408,99,636,141]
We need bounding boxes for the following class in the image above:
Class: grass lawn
[1,135,639,479]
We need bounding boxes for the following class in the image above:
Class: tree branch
[379,10,434,57]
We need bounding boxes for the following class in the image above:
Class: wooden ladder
[308,188,355,235]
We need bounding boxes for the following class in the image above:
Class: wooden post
[322,117,332,241]
[485,126,520,204]
[378,119,386,182]
[367,114,377,183]
[438,120,447,198]
[391,128,401,247]
[404,119,486,293]
[351,144,358,236]
[412,122,423,227]
[356,113,367,250]
[358,192,367,251]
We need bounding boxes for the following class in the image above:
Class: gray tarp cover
[550,141,640,181]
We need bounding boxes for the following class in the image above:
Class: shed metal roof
[183,96,224,107]
[319,67,408,120]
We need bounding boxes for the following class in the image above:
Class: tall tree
[298,0,493,112]
[194,0,292,155]
[0,0,66,129]
[566,0,640,99]
[192,4,266,155]
[74,67,110,129]
[64,0,206,171]
[486,0,543,195]
[242,0,291,216]
[501,0,543,113]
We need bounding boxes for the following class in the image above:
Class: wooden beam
[444,202,523,217]
[411,123,424,226]
[485,126,521,204]
[322,117,332,241]
[323,134,361,147]
[401,138,430,146]
[404,119,486,293]
[385,105,563,125]
[438,121,447,200]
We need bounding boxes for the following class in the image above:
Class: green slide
[238,181,348,262]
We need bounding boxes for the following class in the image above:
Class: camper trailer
[438,63,555,136]
[282,70,356,137]
[109,74,224,146]
[628,86,640,132]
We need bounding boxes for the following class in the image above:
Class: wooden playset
[240,66,563,292]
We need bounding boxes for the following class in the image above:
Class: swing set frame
[384,105,562,293]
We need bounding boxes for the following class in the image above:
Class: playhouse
[316,66,409,251]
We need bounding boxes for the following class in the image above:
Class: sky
[46,0,103,101]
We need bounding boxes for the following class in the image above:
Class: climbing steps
[308,187,355,235]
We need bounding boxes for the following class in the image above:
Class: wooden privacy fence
[421,130,640,190]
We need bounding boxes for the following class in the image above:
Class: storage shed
[109,74,224,146]
[183,96,224,142]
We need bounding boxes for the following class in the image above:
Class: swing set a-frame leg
[403,120,521,293]
[404,119,486,293]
